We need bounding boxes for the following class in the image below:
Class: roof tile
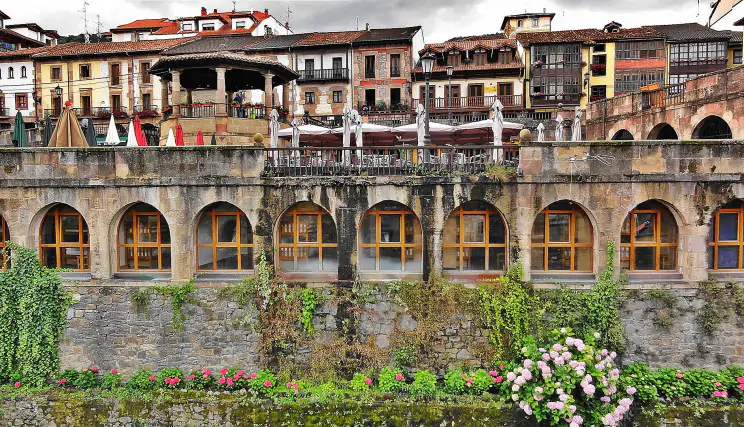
[33,39,186,58]
[648,23,731,42]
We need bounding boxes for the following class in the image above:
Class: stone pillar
[171,70,181,117]
[336,207,359,281]
[186,89,193,105]
[215,67,227,117]
[282,83,290,109]
[160,77,169,110]
[263,72,274,113]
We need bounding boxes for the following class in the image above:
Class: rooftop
[33,39,186,58]
[111,8,280,37]
[0,46,49,59]
[0,28,46,48]
[500,12,555,30]
[648,23,731,42]
[516,26,664,46]
[0,10,9,21]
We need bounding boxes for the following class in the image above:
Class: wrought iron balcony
[413,95,523,110]
[297,68,349,82]
[133,105,160,117]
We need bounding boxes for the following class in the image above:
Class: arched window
[531,201,593,272]
[648,123,678,140]
[708,200,744,270]
[196,203,253,271]
[40,204,89,270]
[693,115,732,139]
[443,201,507,271]
[620,201,678,271]
[7,67,13,79]
[20,66,26,78]
[611,129,634,140]
[359,201,422,272]
[277,202,337,272]
[117,203,171,271]
[0,215,9,269]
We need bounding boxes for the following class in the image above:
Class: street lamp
[420,52,436,148]
[54,85,62,97]
[446,65,454,125]
[583,71,590,102]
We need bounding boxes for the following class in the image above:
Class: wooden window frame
[7,67,13,79]
[708,204,744,271]
[79,64,91,80]
[332,90,343,104]
[620,206,678,272]
[531,205,593,272]
[358,205,422,272]
[15,94,27,110]
[443,204,507,272]
[305,91,315,105]
[140,62,151,84]
[39,206,90,271]
[51,66,62,81]
[110,63,121,87]
[277,204,337,272]
[20,66,26,78]
[117,206,171,271]
[196,206,253,272]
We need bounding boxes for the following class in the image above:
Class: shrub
[187,368,215,390]
[127,369,158,391]
[349,373,373,392]
[215,367,249,391]
[409,370,437,397]
[245,369,276,395]
[508,328,634,427]
[101,370,122,390]
[619,363,659,404]
[378,368,406,393]
[71,367,98,389]
[443,368,467,395]
[156,367,184,389]
[443,368,493,395]
[653,367,689,399]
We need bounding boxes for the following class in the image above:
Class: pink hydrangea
[494,376,503,383]
[626,386,637,395]
[250,373,257,379]
[264,380,272,388]
[395,374,404,381]
[506,372,516,382]
[218,377,226,384]
[226,378,233,386]
[221,368,228,376]
[365,378,373,386]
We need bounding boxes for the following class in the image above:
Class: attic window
[202,24,215,31]
[594,43,606,53]
[235,21,246,29]
[532,18,539,26]
[517,19,524,28]
[447,51,461,67]
[182,23,193,31]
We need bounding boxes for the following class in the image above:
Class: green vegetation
[153,280,198,332]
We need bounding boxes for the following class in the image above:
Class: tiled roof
[0,46,49,59]
[648,23,731,42]
[421,37,516,55]
[162,34,256,55]
[244,33,311,50]
[113,10,279,37]
[353,26,421,43]
[414,61,522,73]
[0,10,10,20]
[447,33,505,42]
[0,28,46,47]
[33,39,186,58]
[151,21,181,35]
[516,27,664,46]
[113,18,171,31]
[721,30,743,45]
[294,31,364,46]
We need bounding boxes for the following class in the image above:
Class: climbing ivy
[0,242,72,386]
[154,280,197,333]
[298,288,320,336]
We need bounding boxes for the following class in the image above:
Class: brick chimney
[213,8,218,13]
[201,7,207,16]
[265,8,269,14]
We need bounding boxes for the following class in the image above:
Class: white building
[0,47,48,122]
[4,23,58,47]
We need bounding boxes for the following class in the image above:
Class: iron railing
[303,115,342,128]
[133,105,159,115]
[297,68,349,82]
[94,106,129,119]
[263,145,519,177]
[413,95,523,110]
[357,102,410,114]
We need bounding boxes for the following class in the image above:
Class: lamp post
[421,52,435,148]
[54,85,63,115]
[446,65,454,125]
[583,71,590,102]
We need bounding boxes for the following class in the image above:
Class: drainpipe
[128,52,135,114]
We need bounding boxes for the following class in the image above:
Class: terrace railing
[133,105,160,117]
[263,145,518,177]
[413,95,523,110]
[297,68,350,82]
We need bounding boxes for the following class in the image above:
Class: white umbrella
[291,118,300,148]
[352,109,363,160]
[277,124,331,137]
[103,114,119,145]
[555,115,564,142]
[537,123,545,142]
[165,127,176,147]
[415,103,426,146]
[269,109,280,148]
[341,105,352,164]
[571,107,583,142]
[491,99,504,163]
[456,119,523,132]
[126,120,138,147]
[394,121,455,134]
[331,123,393,134]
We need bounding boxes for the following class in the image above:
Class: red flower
[57,378,66,385]
[91,366,98,372]
[14,382,20,388]
[110,369,117,375]
[226,378,234,386]
[189,375,196,380]
[233,374,240,380]
[220,368,228,376]
[264,380,272,388]
[148,376,155,381]
[495,376,504,383]
[236,370,244,376]
[218,377,226,384]
[395,374,404,381]
[250,373,257,379]
[203,374,209,379]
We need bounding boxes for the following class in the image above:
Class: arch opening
[359,201,422,272]
[692,115,732,139]
[40,204,90,271]
[648,123,678,140]
[277,202,337,272]
[708,199,744,271]
[196,202,253,272]
[620,200,678,271]
[443,200,507,272]
[117,203,171,272]
[611,129,634,141]
[531,200,593,272]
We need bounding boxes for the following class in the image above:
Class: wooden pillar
[160,77,169,109]
[171,70,181,117]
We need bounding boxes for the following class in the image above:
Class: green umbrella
[83,119,96,147]
[210,133,217,146]
[43,116,53,147]
[12,111,27,147]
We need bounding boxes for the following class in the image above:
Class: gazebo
[149,52,299,144]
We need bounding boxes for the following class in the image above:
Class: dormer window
[474,49,487,66]
[594,43,606,53]
[182,22,193,31]
[447,50,461,67]
[498,48,512,64]
[202,24,215,31]
[517,19,524,28]
[532,18,539,27]
[235,21,246,29]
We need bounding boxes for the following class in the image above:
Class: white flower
[511,393,519,401]
[512,384,520,392]
[594,332,601,339]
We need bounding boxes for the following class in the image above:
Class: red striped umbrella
[175,124,185,146]
[196,130,205,146]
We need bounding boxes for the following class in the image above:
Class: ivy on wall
[0,243,72,386]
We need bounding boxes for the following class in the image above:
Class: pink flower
[499,364,505,369]
[395,374,404,381]
[57,378,67,384]
[14,382,20,388]
[293,383,299,391]
[189,375,196,380]
[82,368,88,372]
[148,376,155,381]
[626,386,637,395]
[203,374,209,379]
[250,373,257,379]
[365,378,373,386]
[110,369,117,375]
[737,377,744,384]
[495,376,503,383]
[243,374,248,379]
[264,380,272,388]
[226,378,233,386]
[488,370,498,376]
[218,377,226,384]
[466,382,472,387]
[715,382,722,387]
[714,391,722,397]
[236,370,244,376]
[676,372,684,379]
[173,377,180,384]
[90,366,98,372]
[739,384,744,391]
[220,368,228,376]
[202,369,212,376]
[234,374,240,380]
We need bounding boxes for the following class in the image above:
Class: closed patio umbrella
[571,107,583,142]
[341,105,352,163]
[352,109,363,160]
[491,99,504,162]
[165,128,176,146]
[43,115,53,147]
[210,133,217,146]
[134,116,146,146]
[126,119,138,147]
[415,103,425,147]
[555,115,564,142]
[536,123,545,142]
[175,124,185,146]
[196,130,205,146]
[291,118,300,148]
[269,109,280,148]
[48,103,87,147]
[12,111,27,147]
[83,119,96,147]
[104,114,120,145]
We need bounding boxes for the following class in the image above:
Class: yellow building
[33,39,183,119]
[723,30,742,68]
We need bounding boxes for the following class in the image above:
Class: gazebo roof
[149,51,299,85]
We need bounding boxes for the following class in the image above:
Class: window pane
[138,216,158,243]
[532,213,545,243]
[380,247,402,270]
[548,214,570,243]
[443,247,459,270]
[198,247,213,270]
[322,247,338,271]
[360,215,376,244]
[240,215,252,244]
[41,216,56,244]
[360,247,376,270]
[717,246,739,269]
[216,247,238,270]
[296,247,320,271]
[136,247,159,270]
[489,214,506,244]
[160,219,171,244]
[575,248,592,271]
[405,215,421,244]
[718,213,739,241]
[60,216,80,243]
[464,247,486,270]
[575,213,591,244]
[320,213,337,244]
[634,213,655,242]
[280,215,294,244]
[405,247,422,272]
[297,215,318,243]
[621,217,632,244]
[489,247,506,271]
[444,215,459,244]
[463,215,485,243]
[279,247,295,271]
[531,247,545,270]
[217,216,237,243]
[197,215,213,244]
[660,210,677,243]
[547,247,571,270]
[659,246,676,270]
[42,248,57,268]
[241,247,253,270]
[120,247,135,270]
[634,247,656,270]
[380,215,401,243]
[161,247,171,270]
[60,247,83,269]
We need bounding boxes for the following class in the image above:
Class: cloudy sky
[3,0,742,42]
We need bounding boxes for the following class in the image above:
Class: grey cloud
[550,0,697,10]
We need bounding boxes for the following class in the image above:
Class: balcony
[413,95,523,111]
[357,102,410,114]
[177,104,288,122]
[530,93,582,107]
[133,105,160,118]
[44,106,129,119]
[297,68,349,82]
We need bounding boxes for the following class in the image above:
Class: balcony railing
[263,145,518,177]
[297,68,349,82]
[670,58,727,67]
[94,107,129,119]
[178,104,287,122]
[413,95,523,110]
[357,102,410,114]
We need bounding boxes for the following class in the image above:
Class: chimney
[365,23,370,31]
[213,8,218,14]
[543,7,546,13]
[201,7,207,16]
[265,8,269,14]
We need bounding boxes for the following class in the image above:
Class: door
[111,95,121,115]
[390,88,401,109]
[332,57,343,78]
[468,84,484,107]
[53,96,62,116]
[81,96,92,116]
[498,83,513,106]
[305,59,315,80]
[365,89,376,108]
[445,85,460,108]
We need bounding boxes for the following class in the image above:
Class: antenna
[232,0,236,12]
[356,16,359,31]
[284,3,293,33]
[79,1,90,43]
[96,14,102,41]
